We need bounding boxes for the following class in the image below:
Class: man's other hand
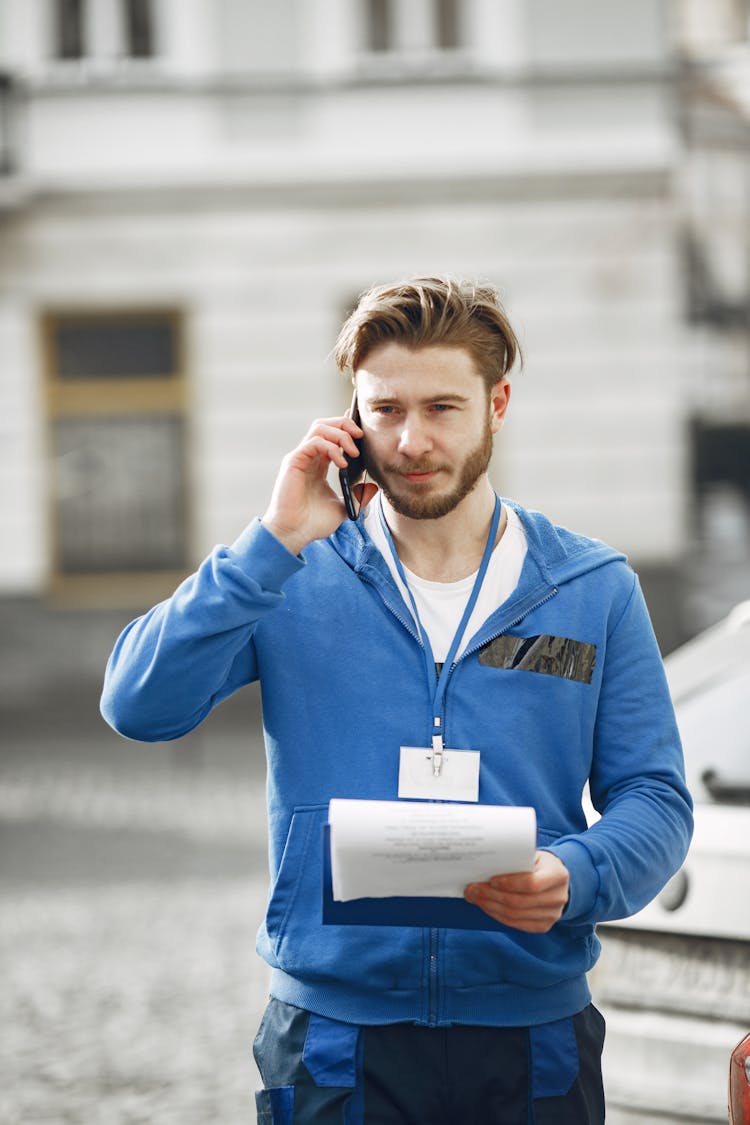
[464,851,570,933]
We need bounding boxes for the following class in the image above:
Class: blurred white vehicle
[591,602,750,1125]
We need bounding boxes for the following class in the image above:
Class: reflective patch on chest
[478,634,596,683]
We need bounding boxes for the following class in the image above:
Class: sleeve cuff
[229,518,306,593]
[545,838,600,923]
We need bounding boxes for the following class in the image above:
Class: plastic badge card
[328,798,536,902]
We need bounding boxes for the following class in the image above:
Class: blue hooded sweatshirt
[101,501,693,1028]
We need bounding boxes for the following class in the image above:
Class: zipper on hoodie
[359,573,447,1027]
[358,567,424,647]
[366,580,444,1027]
[428,927,440,1026]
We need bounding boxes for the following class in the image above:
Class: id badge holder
[398,743,480,802]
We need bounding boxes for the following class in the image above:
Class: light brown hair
[334,276,521,390]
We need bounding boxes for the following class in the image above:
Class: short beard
[363,419,494,520]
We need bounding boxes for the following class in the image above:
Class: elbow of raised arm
[100,661,192,743]
[100,679,162,742]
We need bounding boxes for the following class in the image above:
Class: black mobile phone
[339,389,364,520]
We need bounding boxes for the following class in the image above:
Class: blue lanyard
[379,494,502,767]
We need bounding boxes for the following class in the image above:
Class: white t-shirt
[364,496,528,663]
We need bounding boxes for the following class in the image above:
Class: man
[101,276,693,1124]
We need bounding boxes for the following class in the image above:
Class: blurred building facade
[0,0,747,649]
[673,0,750,634]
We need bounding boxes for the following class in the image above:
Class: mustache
[383,462,448,474]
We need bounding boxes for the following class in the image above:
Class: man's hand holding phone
[261,396,377,556]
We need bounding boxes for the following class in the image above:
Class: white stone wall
[1,166,693,595]
[0,296,48,593]
[0,0,699,594]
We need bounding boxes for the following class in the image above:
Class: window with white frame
[54,0,85,59]
[124,0,155,58]
[43,308,189,587]
[52,0,156,62]
[363,0,462,55]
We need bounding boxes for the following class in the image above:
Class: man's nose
[398,415,432,458]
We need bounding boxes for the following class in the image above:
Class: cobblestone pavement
[1,599,275,1124]
[1,879,270,1125]
[1,741,273,1124]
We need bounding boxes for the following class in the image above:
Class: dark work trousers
[253,997,606,1124]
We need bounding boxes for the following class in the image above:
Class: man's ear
[353,480,379,510]
[489,379,511,434]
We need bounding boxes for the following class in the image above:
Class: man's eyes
[372,403,456,415]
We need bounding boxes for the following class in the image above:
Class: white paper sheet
[329,799,537,901]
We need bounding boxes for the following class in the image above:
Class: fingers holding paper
[464,850,570,933]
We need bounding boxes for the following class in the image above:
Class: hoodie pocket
[444,826,597,988]
[265,805,422,990]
